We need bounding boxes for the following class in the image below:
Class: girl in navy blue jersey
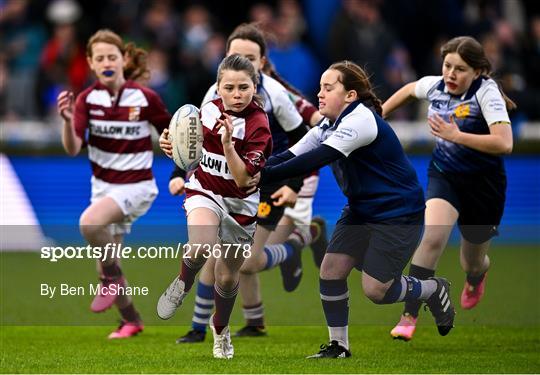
[259,60,456,358]
[383,36,514,341]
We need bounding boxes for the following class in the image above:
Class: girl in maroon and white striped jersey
[56,29,171,339]
[157,54,272,359]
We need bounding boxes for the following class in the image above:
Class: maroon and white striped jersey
[74,80,171,184]
[185,98,272,225]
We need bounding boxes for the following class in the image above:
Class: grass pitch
[1,245,539,373]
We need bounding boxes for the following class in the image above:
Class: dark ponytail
[329,60,383,116]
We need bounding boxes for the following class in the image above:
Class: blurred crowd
[1,0,539,127]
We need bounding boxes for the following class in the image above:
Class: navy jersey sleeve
[262,144,342,184]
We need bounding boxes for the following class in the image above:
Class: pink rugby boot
[461,273,487,310]
[90,276,125,313]
[390,313,417,341]
[108,320,144,339]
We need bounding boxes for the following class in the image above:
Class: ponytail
[123,42,150,82]
[329,60,383,116]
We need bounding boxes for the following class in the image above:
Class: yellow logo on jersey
[454,104,470,118]
[258,202,272,218]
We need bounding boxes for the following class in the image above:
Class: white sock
[328,326,349,350]
[419,279,438,300]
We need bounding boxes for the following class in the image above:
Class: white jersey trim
[186,176,259,217]
[86,90,112,107]
[414,76,442,99]
[476,79,511,126]
[199,148,234,180]
[322,105,378,157]
[200,75,302,133]
[290,126,321,156]
[260,73,303,131]
[119,88,149,107]
[201,101,221,130]
[89,119,151,140]
[88,146,153,171]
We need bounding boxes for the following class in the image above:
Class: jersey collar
[322,99,363,130]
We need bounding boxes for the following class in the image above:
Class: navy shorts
[326,208,424,283]
[256,180,287,230]
[427,162,506,244]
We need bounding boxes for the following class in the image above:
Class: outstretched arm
[262,144,342,183]
[382,82,417,119]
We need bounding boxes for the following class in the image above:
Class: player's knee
[421,235,447,252]
[79,214,106,239]
[319,255,349,280]
[215,272,237,290]
[319,264,332,279]
[362,284,387,304]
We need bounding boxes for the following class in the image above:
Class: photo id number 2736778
[182,243,252,259]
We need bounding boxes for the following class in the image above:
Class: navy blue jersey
[289,101,424,221]
[416,76,511,174]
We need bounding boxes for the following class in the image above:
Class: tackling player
[259,60,456,358]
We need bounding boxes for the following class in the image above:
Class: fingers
[217,116,233,131]
[159,135,173,156]
[247,172,261,186]
[169,178,185,195]
[245,178,257,188]
[57,91,73,102]
[273,195,286,206]
[57,91,74,106]
[57,91,75,120]
[159,138,172,149]
[428,116,440,132]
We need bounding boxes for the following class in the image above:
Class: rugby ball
[168,104,203,171]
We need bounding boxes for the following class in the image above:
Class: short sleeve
[477,81,511,126]
[414,76,442,99]
[322,110,378,157]
[73,94,88,140]
[289,127,321,156]
[241,113,272,176]
[271,85,303,132]
[145,89,172,133]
